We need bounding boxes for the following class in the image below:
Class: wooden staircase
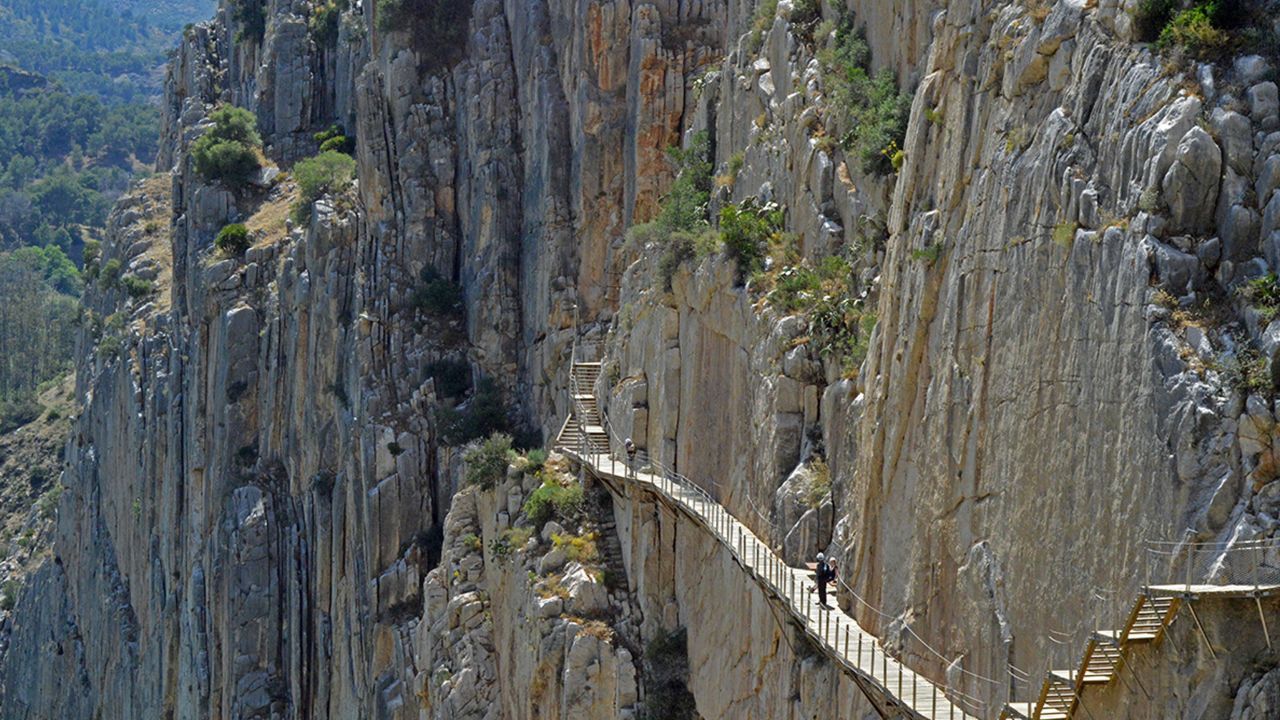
[1002,594,1180,720]
[554,361,609,454]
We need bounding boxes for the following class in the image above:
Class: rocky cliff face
[4,0,1280,718]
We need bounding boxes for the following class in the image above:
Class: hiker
[624,438,636,476]
[814,552,837,608]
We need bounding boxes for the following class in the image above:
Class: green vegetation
[1137,0,1263,60]
[375,0,473,70]
[803,459,831,509]
[413,267,464,317]
[817,15,912,174]
[309,0,349,48]
[191,106,262,187]
[98,259,123,288]
[1241,273,1280,322]
[747,0,780,53]
[0,579,20,611]
[910,242,944,264]
[437,377,512,445]
[1052,221,1078,247]
[767,254,876,378]
[121,275,154,300]
[524,479,585,530]
[463,432,514,489]
[0,0,212,103]
[719,199,784,283]
[215,223,252,257]
[231,0,267,43]
[551,531,600,564]
[314,124,355,155]
[0,249,80,410]
[290,150,356,222]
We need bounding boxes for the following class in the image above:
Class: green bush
[1241,273,1280,322]
[437,377,511,445]
[1158,5,1231,58]
[656,131,713,234]
[719,200,783,283]
[314,124,356,155]
[98,258,123,288]
[376,0,473,70]
[463,432,514,489]
[818,18,912,175]
[310,0,348,47]
[294,151,356,202]
[191,106,262,187]
[523,480,585,530]
[413,267,464,316]
[215,223,252,257]
[192,140,260,186]
[121,275,154,300]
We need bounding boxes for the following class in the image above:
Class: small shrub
[552,531,600,564]
[523,480,585,530]
[803,459,831,509]
[35,486,62,519]
[310,0,348,47]
[191,106,262,187]
[83,239,102,278]
[413,267,464,317]
[294,151,356,203]
[437,378,511,445]
[461,533,483,553]
[1240,273,1280,322]
[315,123,356,155]
[524,449,548,474]
[215,224,252,257]
[818,18,912,175]
[98,259,123,288]
[0,579,20,611]
[719,200,784,283]
[1159,6,1230,58]
[748,0,780,53]
[463,432,514,489]
[121,276,154,300]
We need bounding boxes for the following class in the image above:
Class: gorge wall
[2,0,1280,718]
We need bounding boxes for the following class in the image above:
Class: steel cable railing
[563,350,1280,720]
[562,360,996,718]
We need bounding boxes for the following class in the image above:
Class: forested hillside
[0,0,213,102]
[0,1,209,438]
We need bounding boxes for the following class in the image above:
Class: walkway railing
[559,358,987,718]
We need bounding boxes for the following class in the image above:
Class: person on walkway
[814,552,836,608]
[624,438,636,477]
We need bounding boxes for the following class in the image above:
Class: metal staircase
[1002,594,1181,719]
[554,360,608,455]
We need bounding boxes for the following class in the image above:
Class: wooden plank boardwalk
[565,447,981,720]
[558,361,981,719]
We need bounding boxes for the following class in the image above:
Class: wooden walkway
[558,361,980,719]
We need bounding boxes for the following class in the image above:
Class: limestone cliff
[3,0,1280,718]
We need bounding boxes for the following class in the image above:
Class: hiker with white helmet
[811,551,837,609]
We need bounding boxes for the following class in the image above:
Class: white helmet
[816,552,826,562]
